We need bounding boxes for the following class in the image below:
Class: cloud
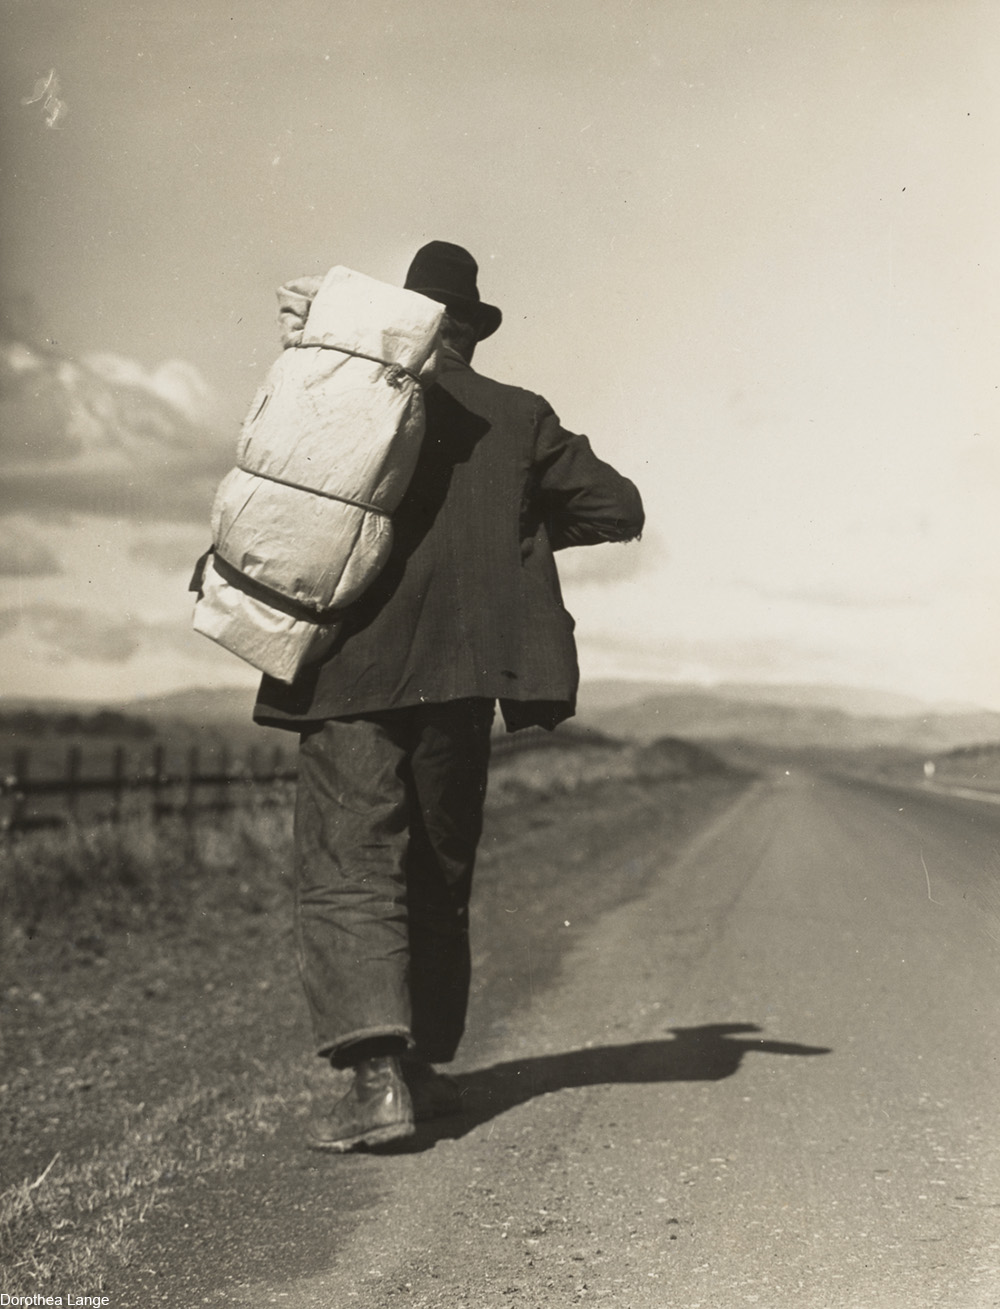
[128,524,210,574]
[578,629,861,687]
[0,337,233,523]
[83,354,220,426]
[739,580,924,610]
[0,518,62,577]
[0,604,147,663]
[21,69,67,129]
[557,530,662,585]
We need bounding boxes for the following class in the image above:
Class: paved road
[232,770,1000,1309]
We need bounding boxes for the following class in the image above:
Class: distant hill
[577,679,956,720]
[120,685,259,725]
[578,688,1000,753]
[575,680,681,715]
[6,679,1000,755]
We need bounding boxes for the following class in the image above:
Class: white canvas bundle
[193,266,444,681]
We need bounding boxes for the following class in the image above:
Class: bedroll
[193,266,444,682]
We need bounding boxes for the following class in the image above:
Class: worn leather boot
[308,1056,415,1152]
[401,1058,464,1121]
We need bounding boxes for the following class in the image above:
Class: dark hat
[404,241,502,341]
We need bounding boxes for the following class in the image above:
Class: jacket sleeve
[531,403,645,550]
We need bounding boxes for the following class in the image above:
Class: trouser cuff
[319,1025,412,1068]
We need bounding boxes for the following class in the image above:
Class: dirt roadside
[1,747,750,1302]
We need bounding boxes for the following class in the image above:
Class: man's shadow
[392,1024,831,1151]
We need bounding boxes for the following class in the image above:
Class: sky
[1,0,998,710]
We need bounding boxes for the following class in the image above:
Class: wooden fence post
[151,743,166,823]
[218,742,230,815]
[8,747,30,834]
[66,744,82,825]
[111,745,125,824]
[1,736,302,835]
[185,744,199,830]
[182,743,200,854]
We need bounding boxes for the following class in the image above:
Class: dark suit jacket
[253,350,644,732]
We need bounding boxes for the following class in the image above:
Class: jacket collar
[439,345,474,373]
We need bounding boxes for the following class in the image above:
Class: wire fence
[0,726,613,837]
[0,742,296,836]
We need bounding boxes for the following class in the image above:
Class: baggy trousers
[294,698,495,1065]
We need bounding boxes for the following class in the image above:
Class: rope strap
[301,339,425,389]
[210,549,342,625]
[242,339,428,509]
[235,463,388,516]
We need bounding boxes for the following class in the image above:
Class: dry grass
[1,803,301,1290]
[0,733,734,1293]
[1,801,294,979]
[0,1076,293,1289]
[1,735,715,966]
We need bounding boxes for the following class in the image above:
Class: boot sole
[308,1118,416,1153]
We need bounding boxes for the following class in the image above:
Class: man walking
[254,241,645,1150]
